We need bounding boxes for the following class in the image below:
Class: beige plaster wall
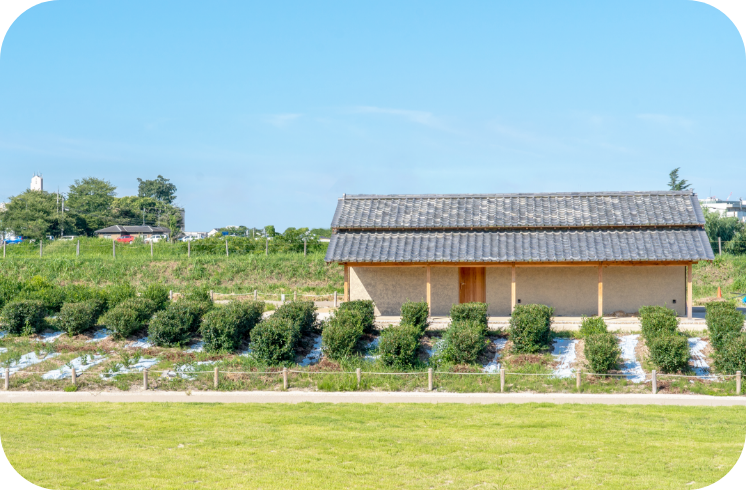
[486,268,512,316]
[430,267,459,316]
[350,267,426,316]
[604,266,685,316]
[515,267,597,316]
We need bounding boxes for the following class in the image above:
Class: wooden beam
[340,261,695,268]
[598,263,603,317]
[511,264,516,313]
[426,265,432,315]
[687,263,693,319]
[344,265,350,303]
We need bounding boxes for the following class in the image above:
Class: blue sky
[0,0,744,231]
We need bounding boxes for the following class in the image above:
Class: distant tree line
[0,175,182,240]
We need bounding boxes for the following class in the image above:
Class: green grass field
[1,403,744,490]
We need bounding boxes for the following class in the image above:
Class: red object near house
[116,235,134,243]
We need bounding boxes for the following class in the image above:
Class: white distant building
[30,173,43,191]
[700,197,746,222]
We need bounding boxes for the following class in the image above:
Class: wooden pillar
[343,264,350,302]
[426,265,432,315]
[598,263,603,318]
[687,263,693,319]
[510,264,516,313]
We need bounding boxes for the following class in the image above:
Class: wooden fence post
[150,240,153,258]
[225,239,229,257]
[113,240,116,259]
[334,291,338,308]
[356,368,361,389]
[737,371,742,396]
[428,368,433,391]
[76,239,80,256]
[500,368,505,393]
[40,241,43,257]
[71,366,77,386]
[214,366,219,389]
[254,290,257,301]
[210,290,214,302]
[265,236,268,255]
[652,370,657,394]
[143,369,148,390]
[188,240,191,258]
[4,368,8,390]
[304,239,307,257]
[282,367,288,390]
[719,237,722,256]
[576,370,581,390]
[169,290,173,301]
[294,291,297,301]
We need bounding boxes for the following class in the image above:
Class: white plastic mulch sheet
[100,358,159,379]
[187,341,204,353]
[0,347,7,353]
[86,329,112,343]
[483,339,508,373]
[551,338,579,378]
[619,334,646,383]
[42,354,107,380]
[0,331,7,339]
[299,335,322,367]
[35,331,64,342]
[126,337,152,348]
[167,361,216,380]
[688,338,711,377]
[1,351,59,378]
[363,337,380,361]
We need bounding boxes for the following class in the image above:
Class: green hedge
[714,333,746,374]
[440,320,487,364]
[584,333,620,374]
[378,324,421,369]
[509,304,553,354]
[322,309,365,360]
[141,284,170,311]
[57,301,99,336]
[579,316,607,337]
[180,287,212,303]
[100,284,137,310]
[401,301,429,335]
[450,302,488,328]
[149,300,211,347]
[639,305,679,341]
[706,302,745,351]
[250,316,301,364]
[0,299,47,335]
[0,277,22,311]
[200,301,264,353]
[273,301,317,336]
[647,335,690,373]
[338,300,375,333]
[101,298,157,339]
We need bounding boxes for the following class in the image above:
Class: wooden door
[459,267,486,303]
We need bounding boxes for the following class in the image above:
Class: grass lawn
[1,403,744,490]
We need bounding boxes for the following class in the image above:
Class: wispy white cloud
[352,106,444,129]
[266,113,302,128]
[637,113,694,129]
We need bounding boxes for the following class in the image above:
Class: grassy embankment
[2,403,744,490]
[694,254,746,304]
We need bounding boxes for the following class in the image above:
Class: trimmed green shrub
[322,309,365,360]
[16,286,66,313]
[450,302,488,328]
[0,277,22,310]
[200,301,264,353]
[100,284,137,310]
[639,305,679,341]
[509,304,553,354]
[706,302,745,351]
[57,301,98,336]
[579,316,608,337]
[181,287,211,304]
[141,284,170,311]
[0,300,47,335]
[647,335,690,373]
[584,333,621,374]
[440,320,487,364]
[714,333,746,374]
[149,301,207,347]
[101,298,157,339]
[338,299,375,333]
[401,300,429,335]
[378,324,421,369]
[273,301,317,336]
[250,316,301,364]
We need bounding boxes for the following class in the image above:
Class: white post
[225,238,229,257]
[3,240,5,258]
[40,241,43,257]
[76,239,80,256]
[500,368,505,393]
[150,240,153,258]
[143,369,148,390]
[304,239,307,257]
[214,366,219,389]
[169,290,173,301]
[428,368,433,391]
[334,291,338,308]
[71,366,77,386]
[576,370,581,390]
[652,370,657,394]
[719,237,722,255]
[254,290,257,301]
[356,368,361,389]
[294,291,297,302]
[265,236,268,255]
[4,368,8,390]
[188,240,191,258]
[282,367,288,390]
[281,293,285,303]
[737,371,742,396]
[112,239,116,259]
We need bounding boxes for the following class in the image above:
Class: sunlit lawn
[1,403,744,490]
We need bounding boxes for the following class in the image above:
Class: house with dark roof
[325,191,714,318]
[94,225,171,239]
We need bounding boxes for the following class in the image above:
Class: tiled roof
[331,192,704,229]
[326,228,714,263]
[94,225,170,234]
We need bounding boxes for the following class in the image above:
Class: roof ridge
[340,191,695,199]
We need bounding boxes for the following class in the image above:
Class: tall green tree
[703,208,743,244]
[668,168,691,191]
[0,190,83,239]
[66,177,117,233]
[137,175,177,204]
